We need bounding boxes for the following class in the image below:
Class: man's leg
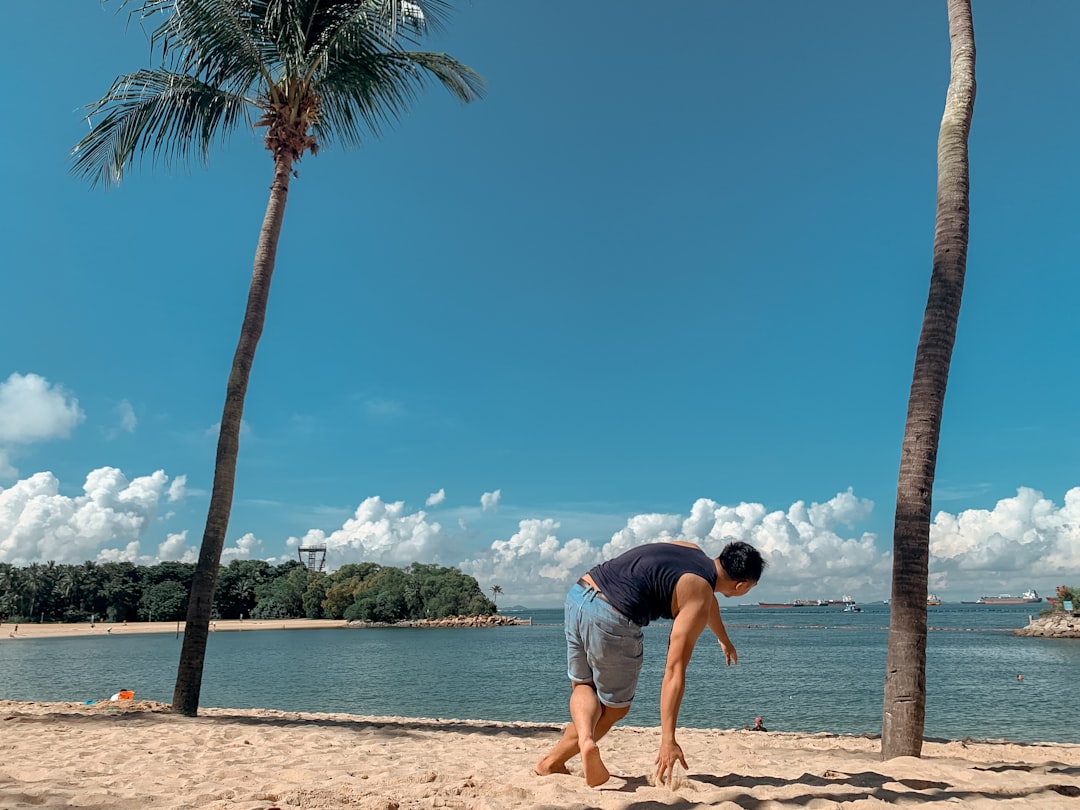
[535,684,630,781]
[571,682,612,786]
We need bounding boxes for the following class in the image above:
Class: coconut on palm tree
[71,0,484,716]
[882,0,975,759]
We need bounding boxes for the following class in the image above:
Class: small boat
[977,590,1041,605]
[842,604,862,613]
[927,594,942,606]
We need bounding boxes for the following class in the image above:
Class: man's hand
[719,639,738,666]
[707,592,739,666]
[655,738,687,787]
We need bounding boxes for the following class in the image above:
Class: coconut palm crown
[71,0,484,717]
[72,0,484,185]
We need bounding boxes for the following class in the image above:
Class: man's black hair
[718,541,766,582]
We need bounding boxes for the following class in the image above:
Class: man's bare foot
[580,739,610,787]
[534,756,571,776]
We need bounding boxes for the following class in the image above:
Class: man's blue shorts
[565,580,644,708]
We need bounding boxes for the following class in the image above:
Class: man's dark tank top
[587,543,717,627]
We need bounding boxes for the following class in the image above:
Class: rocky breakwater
[346,614,532,629]
[1014,612,1080,639]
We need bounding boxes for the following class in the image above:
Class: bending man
[535,540,765,787]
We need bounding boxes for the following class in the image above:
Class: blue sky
[2,1,1078,607]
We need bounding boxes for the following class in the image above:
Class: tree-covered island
[0,559,499,625]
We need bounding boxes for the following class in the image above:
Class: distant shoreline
[1,613,536,640]
[0,618,346,641]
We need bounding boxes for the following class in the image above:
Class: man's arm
[671,541,738,664]
[708,594,737,666]
[655,577,711,786]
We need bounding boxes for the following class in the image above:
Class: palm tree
[21,564,41,621]
[80,561,104,618]
[71,0,484,716]
[0,564,17,620]
[882,0,975,760]
[57,566,79,611]
[489,584,503,609]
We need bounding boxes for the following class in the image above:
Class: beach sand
[0,618,346,640]
[1,701,1078,809]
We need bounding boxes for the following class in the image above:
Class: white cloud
[0,373,84,444]
[461,490,890,607]
[102,399,138,439]
[222,532,263,562]
[6,470,1074,609]
[116,399,137,433]
[481,489,501,512]
[604,512,682,558]
[0,374,85,477]
[287,496,443,567]
[167,475,187,503]
[0,467,183,566]
[460,519,605,606]
[426,488,446,507]
[96,541,142,563]
[269,486,1077,607]
[158,531,197,563]
[928,486,1080,593]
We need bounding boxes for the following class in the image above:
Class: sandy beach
[0,618,346,640]
[1,700,1078,809]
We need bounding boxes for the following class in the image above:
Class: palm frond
[314,49,484,149]
[397,51,485,103]
[314,54,419,145]
[71,68,252,188]
[248,0,320,78]
[118,0,269,96]
[164,0,270,94]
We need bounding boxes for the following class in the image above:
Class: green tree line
[0,560,495,625]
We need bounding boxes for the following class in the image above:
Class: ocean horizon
[2,602,1075,744]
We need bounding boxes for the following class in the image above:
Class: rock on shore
[1014,612,1080,638]
[345,614,531,629]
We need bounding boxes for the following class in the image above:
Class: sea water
[1,603,1075,744]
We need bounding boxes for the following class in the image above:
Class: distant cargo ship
[758,599,826,608]
[977,590,1041,605]
[823,595,857,606]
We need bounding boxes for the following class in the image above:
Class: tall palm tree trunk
[882,0,975,760]
[173,156,293,716]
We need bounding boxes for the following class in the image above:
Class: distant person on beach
[535,540,765,787]
[751,716,768,731]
